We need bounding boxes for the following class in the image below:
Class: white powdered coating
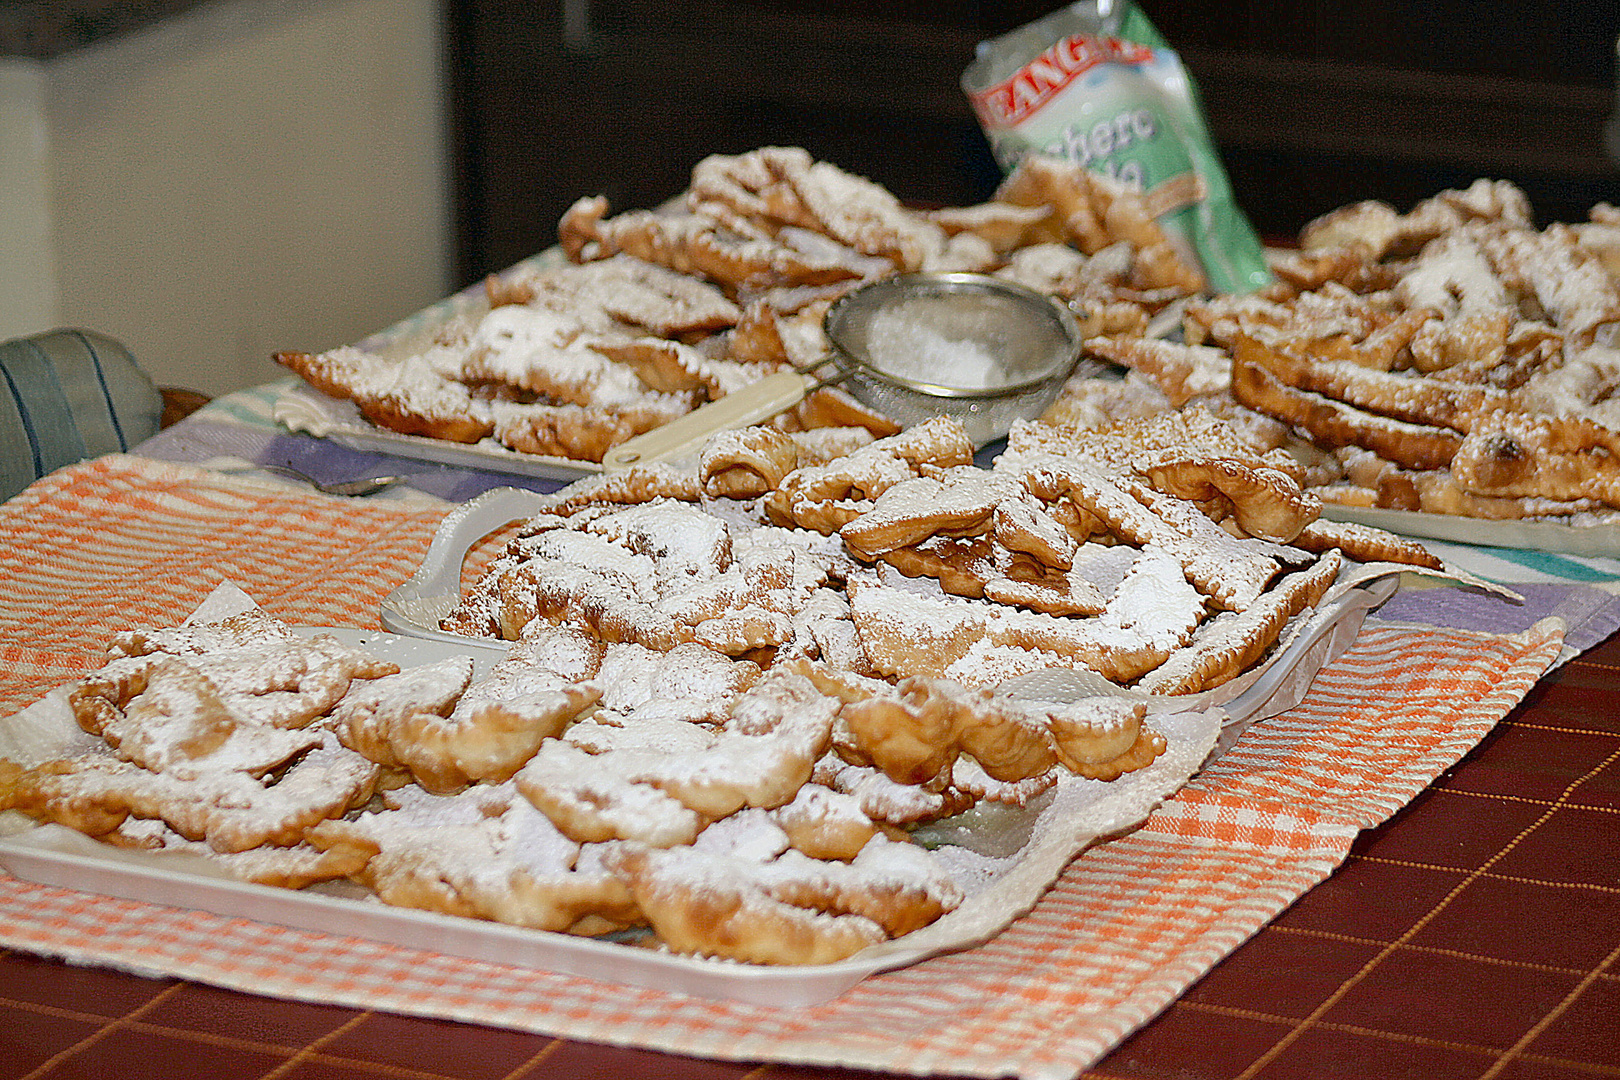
[465,305,650,408]
[88,655,325,780]
[773,782,868,827]
[944,637,1070,687]
[517,739,704,846]
[861,306,1009,390]
[812,757,961,823]
[472,303,588,354]
[521,253,742,336]
[339,656,474,726]
[322,347,488,421]
[373,782,578,886]
[1102,548,1207,653]
[585,500,733,581]
[594,641,754,725]
[691,807,792,862]
[564,715,718,756]
[1481,223,1620,344]
[1396,232,1509,317]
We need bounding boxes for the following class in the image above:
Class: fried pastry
[601,830,960,965]
[333,656,600,794]
[308,780,639,934]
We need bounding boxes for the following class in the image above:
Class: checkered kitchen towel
[0,455,1565,1080]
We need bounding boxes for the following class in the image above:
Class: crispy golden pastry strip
[309,781,639,934]
[699,426,801,498]
[3,735,381,853]
[106,607,298,658]
[785,384,904,440]
[1232,330,1499,433]
[515,739,706,847]
[100,819,371,888]
[1042,698,1166,781]
[1290,517,1443,569]
[1140,457,1321,543]
[601,832,959,965]
[838,674,1057,787]
[1137,551,1342,696]
[924,199,1053,256]
[1021,456,1284,611]
[769,783,884,861]
[782,159,948,271]
[500,253,742,338]
[521,461,703,517]
[811,756,975,825]
[686,147,949,271]
[1232,352,1464,472]
[1448,416,1620,508]
[1478,222,1620,347]
[1083,335,1232,407]
[276,347,495,444]
[764,416,976,533]
[516,668,836,843]
[592,640,761,727]
[333,656,601,794]
[848,547,1202,688]
[69,655,325,780]
[838,468,1017,559]
[560,198,878,291]
[489,396,691,462]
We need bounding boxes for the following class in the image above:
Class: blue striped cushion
[0,329,162,501]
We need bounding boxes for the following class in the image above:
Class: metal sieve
[822,272,1084,446]
[601,271,1084,471]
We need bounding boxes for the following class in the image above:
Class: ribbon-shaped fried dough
[1141,456,1321,543]
[700,426,800,498]
[1137,551,1342,696]
[515,668,836,843]
[838,468,1014,558]
[333,656,601,794]
[601,831,960,965]
[308,781,639,934]
[839,675,1056,786]
[1231,351,1464,471]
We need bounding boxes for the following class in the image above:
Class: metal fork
[260,463,409,497]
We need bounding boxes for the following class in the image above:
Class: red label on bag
[968,35,1155,128]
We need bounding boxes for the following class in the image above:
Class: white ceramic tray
[380,486,1403,734]
[0,622,1225,1006]
[1320,502,1620,559]
[274,383,597,483]
[271,249,598,484]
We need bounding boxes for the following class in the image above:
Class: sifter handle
[600,370,818,472]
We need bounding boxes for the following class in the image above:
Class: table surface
[5,407,1620,1080]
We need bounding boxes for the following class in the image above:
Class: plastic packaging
[962,1,1271,294]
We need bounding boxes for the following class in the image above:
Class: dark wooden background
[444,0,1620,284]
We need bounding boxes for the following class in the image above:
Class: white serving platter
[274,382,598,484]
[1320,502,1620,559]
[380,486,1403,734]
[0,624,1226,1006]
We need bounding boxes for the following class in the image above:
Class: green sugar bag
[962,1,1270,294]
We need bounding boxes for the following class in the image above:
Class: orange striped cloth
[0,455,1565,1080]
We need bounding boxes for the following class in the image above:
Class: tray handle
[379,486,555,640]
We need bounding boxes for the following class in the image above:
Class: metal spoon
[260,463,409,497]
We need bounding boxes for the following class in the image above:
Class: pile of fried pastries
[275,146,1207,464]
[1045,180,1620,521]
[0,413,1441,966]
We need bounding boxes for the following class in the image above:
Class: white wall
[0,0,451,397]
[0,59,57,336]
